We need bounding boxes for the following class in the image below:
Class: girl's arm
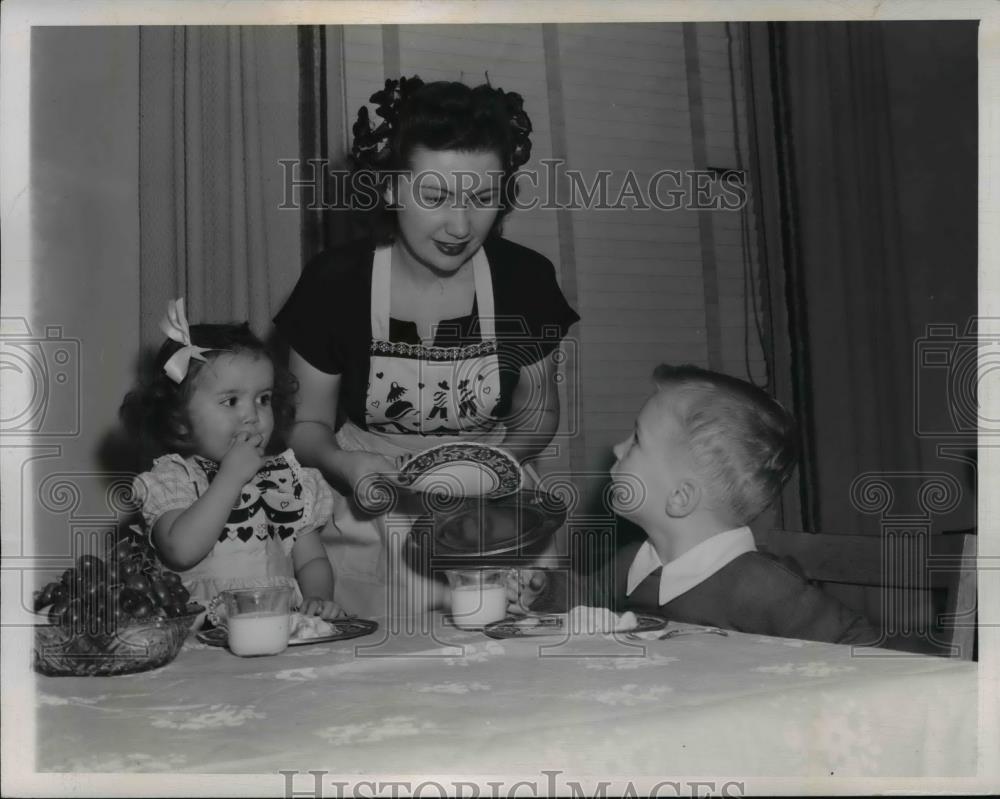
[500,350,562,469]
[291,528,343,618]
[286,349,399,500]
[151,434,264,570]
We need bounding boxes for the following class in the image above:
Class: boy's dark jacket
[552,540,882,647]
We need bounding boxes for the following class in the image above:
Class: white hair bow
[160,298,210,383]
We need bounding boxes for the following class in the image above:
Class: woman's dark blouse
[274,236,580,431]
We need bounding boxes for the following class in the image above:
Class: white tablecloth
[33,616,979,784]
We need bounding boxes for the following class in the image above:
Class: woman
[274,77,579,618]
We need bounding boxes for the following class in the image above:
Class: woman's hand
[506,568,549,615]
[343,451,405,513]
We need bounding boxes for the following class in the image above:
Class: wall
[20,27,140,565]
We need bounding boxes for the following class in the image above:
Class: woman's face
[392,146,504,275]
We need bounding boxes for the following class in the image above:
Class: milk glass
[220,586,293,656]
[445,568,509,629]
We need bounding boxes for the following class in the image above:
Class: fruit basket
[32,529,203,677]
[34,609,201,677]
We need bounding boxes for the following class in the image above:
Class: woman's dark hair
[119,323,297,463]
[349,77,533,244]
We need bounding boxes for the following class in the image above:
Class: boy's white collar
[626,527,757,605]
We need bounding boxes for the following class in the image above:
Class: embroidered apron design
[364,245,503,436]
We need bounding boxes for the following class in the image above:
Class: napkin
[289,613,335,640]
[566,605,639,634]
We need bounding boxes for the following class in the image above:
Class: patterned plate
[482,613,667,640]
[397,443,522,499]
[197,618,378,648]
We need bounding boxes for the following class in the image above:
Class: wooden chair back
[754,529,977,659]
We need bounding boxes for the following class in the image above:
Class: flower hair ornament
[350,75,534,173]
[159,298,212,383]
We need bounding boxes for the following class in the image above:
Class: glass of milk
[445,568,510,629]
[220,586,293,656]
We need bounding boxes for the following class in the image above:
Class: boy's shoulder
[699,550,820,610]
[722,549,809,584]
[676,551,878,645]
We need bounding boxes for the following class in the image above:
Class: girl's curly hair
[349,76,534,244]
[119,323,297,464]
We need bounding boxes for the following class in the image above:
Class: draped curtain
[297,26,355,264]
[742,22,977,534]
[138,26,341,346]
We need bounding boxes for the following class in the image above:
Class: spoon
[627,625,729,641]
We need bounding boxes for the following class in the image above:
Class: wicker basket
[34,611,200,677]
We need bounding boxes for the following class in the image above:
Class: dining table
[20,612,988,794]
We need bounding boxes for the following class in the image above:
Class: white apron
[327,244,507,618]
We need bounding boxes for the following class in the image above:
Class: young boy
[522,364,882,646]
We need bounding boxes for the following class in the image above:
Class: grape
[170,584,190,604]
[48,601,69,625]
[117,557,142,580]
[111,538,135,561]
[131,597,155,619]
[149,578,171,605]
[77,554,104,574]
[62,600,84,630]
[43,535,193,635]
[124,574,151,593]
[34,582,56,612]
[82,579,106,599]
[83,601,108,635]
[118,587,143,612]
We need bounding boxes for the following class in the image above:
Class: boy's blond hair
[652,364,798,525]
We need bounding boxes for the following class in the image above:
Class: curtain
[742,22,977,534]
[138,26,306,345]
[297,26,356,263]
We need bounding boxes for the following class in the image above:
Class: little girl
[121,299,343,619]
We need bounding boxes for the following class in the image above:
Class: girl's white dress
[132,448,334,606]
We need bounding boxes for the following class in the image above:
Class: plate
[196,618,378,648]
[404,489,567,569]
[397,443,522,499]
[482,612,667,640]
[442,614,517,632]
